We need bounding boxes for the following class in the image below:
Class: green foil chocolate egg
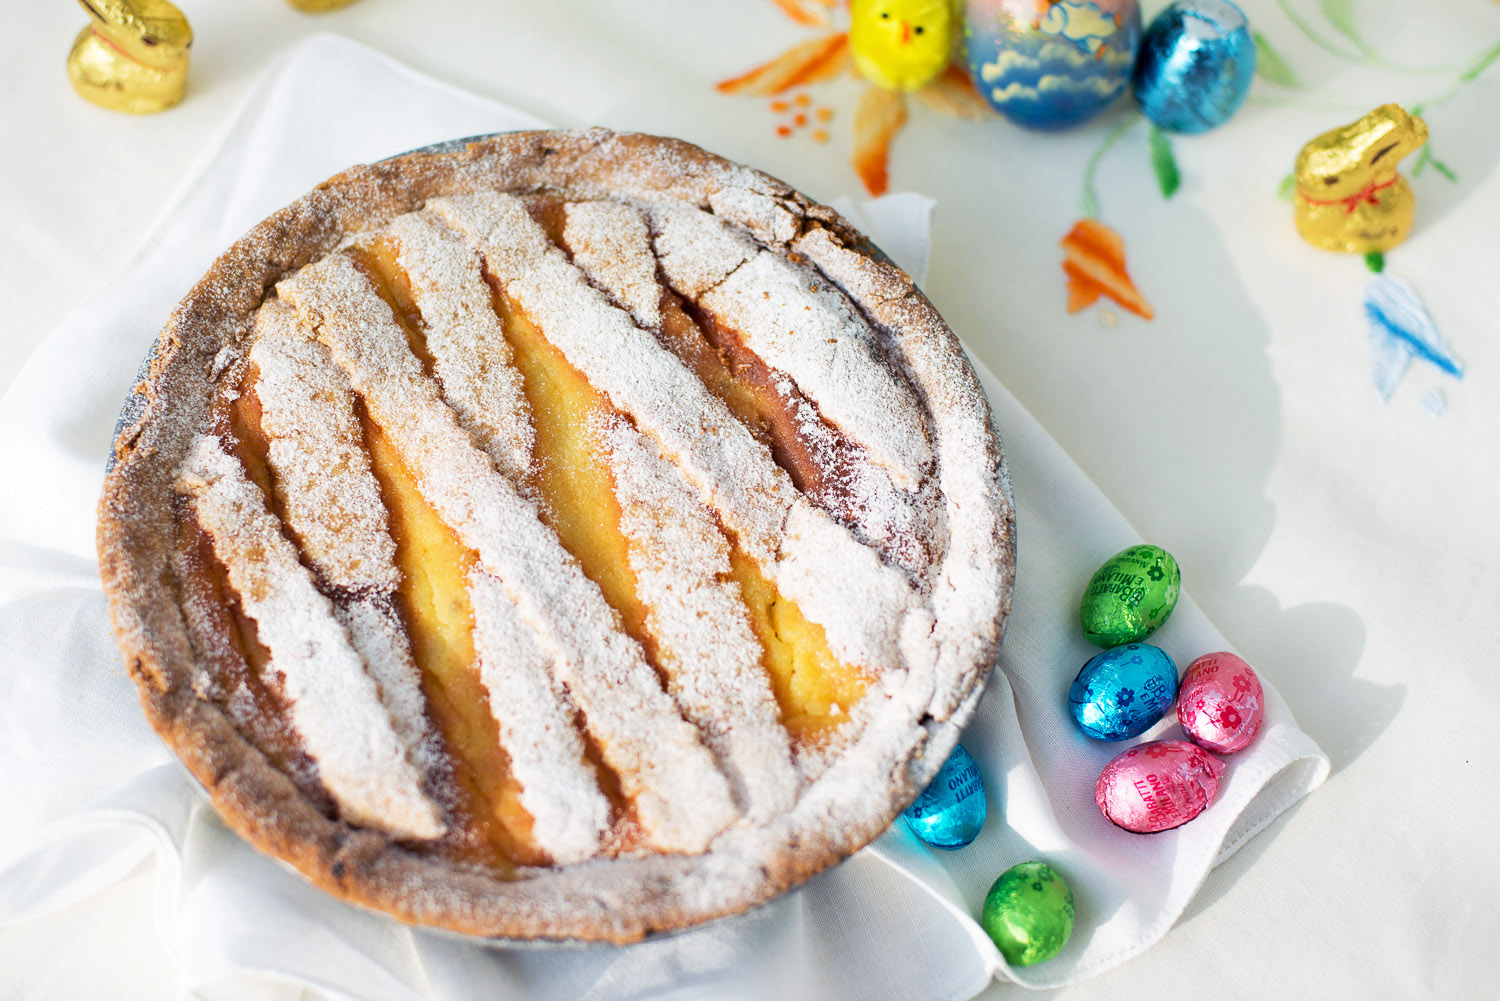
[981,861,1076,967]
[1080,545,1181,647]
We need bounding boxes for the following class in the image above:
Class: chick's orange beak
[899,20,912,44]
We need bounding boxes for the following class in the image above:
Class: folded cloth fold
[0,34,1327,1001]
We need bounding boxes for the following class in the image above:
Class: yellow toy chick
[850,0,955,91]
[67,0,192,114]
[1294,103,1428,255]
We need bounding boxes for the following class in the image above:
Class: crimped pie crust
[97,129,1016,943]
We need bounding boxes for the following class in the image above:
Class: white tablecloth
[1,1,1497,999]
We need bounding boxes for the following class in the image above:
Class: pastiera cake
[98,129,1015,943]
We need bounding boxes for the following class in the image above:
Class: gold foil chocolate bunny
[1294,104,1428,255]
[68,0,192,114]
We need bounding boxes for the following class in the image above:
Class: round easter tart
[97,129,1015,943]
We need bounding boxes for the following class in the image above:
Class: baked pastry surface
[98,129,1015,942]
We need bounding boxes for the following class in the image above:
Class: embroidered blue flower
[1364,274,1463,405]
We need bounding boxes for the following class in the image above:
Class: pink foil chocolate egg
[1178,651,1264,753]
[1095,739,1224,833]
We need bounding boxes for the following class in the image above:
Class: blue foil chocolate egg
[903,743,988,848]
[1069,643,1178,740]
[1133,0,1256,133]
[964,0,1141,130]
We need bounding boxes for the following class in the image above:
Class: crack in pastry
[560,200,663,330]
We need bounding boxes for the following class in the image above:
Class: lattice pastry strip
[279,253,741,854]
[383,212,535,483]
[791,225,1015,717]
[248,300,398,592]
[598,413,800,822]
[248,301,439,773]
[426,192,925,675]
[467,570,612,864]
[652,204,933,491]
[561,200,662,330]
[174,435,445,840]
[562,199,935,583]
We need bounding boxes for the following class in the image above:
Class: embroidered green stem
[1081,115,1136,219]
[1364,251,1385,273]
[1274,0,1362,62]
[1274,0,1459,73]
[1147,125,1181,199]
[1412,37,1500,115]
[1460,38,1500,83]
[1320,0,1383,64]
[1412,147,1458,183]
[1401,38,1500,185]
[1253,31,1302,88]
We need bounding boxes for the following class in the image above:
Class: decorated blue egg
[903,742,988,848]
[964,0,1141,130]
[1068,643,1178,740]
[1133,0,1256,133]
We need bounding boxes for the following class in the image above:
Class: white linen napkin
[0,35,1328,1001]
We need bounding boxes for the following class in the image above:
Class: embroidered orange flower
[1061,219,1154,320]
[716,1,993,195]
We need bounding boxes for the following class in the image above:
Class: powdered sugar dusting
[601,414,799,822]
[570,202,937,585]
[561,201,662,330]
[331,596,444,780]
[278,252,740,853]
[248,302,440,776]
[248,300,398,592]
[698,248,932,490]
[648,203,756,299]
[427,192,923,674]
[384,212,534,482]
[779,375,938,582]
[792,226,1014,718]
[705,187,801,246]
[175,435,445,840]
[467,570,611,864]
